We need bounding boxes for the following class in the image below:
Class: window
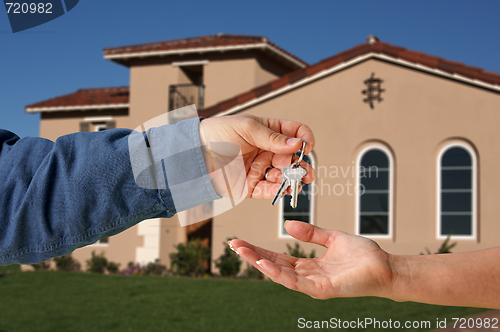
[438,144,476,239]
[95,124,107,132]
[95,237,109,245]
[279,154,315,237]
[356,146,392,237]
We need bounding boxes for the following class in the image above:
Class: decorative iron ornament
[362,72,385,109]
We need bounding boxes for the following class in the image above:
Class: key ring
[264,166,273,181]
[292,141,307,168]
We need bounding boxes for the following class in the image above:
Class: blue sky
[1,1,499,138]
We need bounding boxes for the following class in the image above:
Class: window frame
[436,142,477,240]
[278,152,316,239]
[355,145,394,239]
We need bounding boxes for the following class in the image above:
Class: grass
[0,271,491,332]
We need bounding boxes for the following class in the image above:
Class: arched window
[438,144,476,238]
[356,146,393,237]
[279,154,315,237]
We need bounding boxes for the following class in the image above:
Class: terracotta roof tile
[318,55,343,69]
[104,34,307,69]
[270,75,291,90]
[288,69,308,85]
[417,54,440,69]
[26,87,129,111]
[218,98,239,112]
[339,43,372,62]
[200,40,500,118]
[379,43,404,59]
[252,84,273,98]
[236,90,257,105]
[437,59,458,74]
[398,50,423,63]
[305,62,326,77]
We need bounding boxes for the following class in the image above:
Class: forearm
[389,247,500,309]
[0,118,219,265]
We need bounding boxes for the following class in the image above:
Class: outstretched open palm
[230,220,396,300]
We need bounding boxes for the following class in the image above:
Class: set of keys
[271,141,308,209]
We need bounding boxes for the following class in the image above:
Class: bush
[170,239,210,277]
[106,262,120,274]
[215,238,241,277]
[421,233,457,255]
[53,254,81,272]
[122,262,143,276]
[31,260,50,271]
[86,251,108,274]
[144,259,167,276]
[286,242,316,258]
[241,263,264,280]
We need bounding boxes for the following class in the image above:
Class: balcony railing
[169,84,204,112]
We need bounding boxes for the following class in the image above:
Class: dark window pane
[441,192,471,212]
[360,193,389,212]
[361,170,389,190]
[441,215,472,236]
[441,170,471,190]
[360,215,388,234]
[283,184,311,214]
[442,147,471,167]
[361,150,389,168]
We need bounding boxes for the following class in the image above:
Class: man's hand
[230,220,396,300]
[199,114,315,199]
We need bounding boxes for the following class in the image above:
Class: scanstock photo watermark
[128,105,378,227]
[2,0,79,33]
[297,316,499,329]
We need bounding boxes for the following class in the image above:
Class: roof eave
[25,103,129,114]
[104,43,307,69]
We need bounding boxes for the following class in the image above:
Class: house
[26,34,500,272]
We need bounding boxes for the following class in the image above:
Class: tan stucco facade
[211,58,500,272]
[34,47,500,273]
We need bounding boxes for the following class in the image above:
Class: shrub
[286,242,316,258]
[170,239,210,277]
[53,254,81,272]
[241,263,264,280]
[31,260,51,271]
[144,259,167,276]
[215,238,241,277]
[106,262,120,274]
[421,233,457,255]
[86,251,108,274]
[122,262,144,276]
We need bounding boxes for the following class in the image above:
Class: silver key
[283,166,307,208]
[271,165,291,205]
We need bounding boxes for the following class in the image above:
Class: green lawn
[0,271,490,332]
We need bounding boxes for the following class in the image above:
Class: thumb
[251,124,303,154]
[285,220,335,248]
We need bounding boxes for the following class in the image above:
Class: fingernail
[235,251,240,255]
[286,138,300,145]
[284,220,290,227]
[256,260,262,266]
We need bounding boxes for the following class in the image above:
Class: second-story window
[357,147,392,237]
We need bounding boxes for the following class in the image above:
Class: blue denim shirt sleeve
[0,118,220,265]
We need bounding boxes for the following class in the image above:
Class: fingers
[230,239,297,266]
[230,240,320,297]
[265,118,316,154]
[285,220,337,248]
[240,115,315,155]
[249,123,305,155]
